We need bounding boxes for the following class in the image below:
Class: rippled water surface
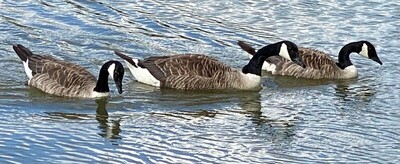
[1,0,399,163]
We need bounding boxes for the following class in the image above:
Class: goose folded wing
[27,55,94,78]
[138,54,232,81]
[33,60,97,89]
[299,48,338,69]
[163,69,230,90]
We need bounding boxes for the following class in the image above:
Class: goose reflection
[333,80,377,112]
[334,81,376,103]
[43,98,122,141]
[269,75,331,88]
[237,91,296,144]
[236,91,263,122]
[150,89,295,145]
[151,89,259,119]
[95,98,122,140]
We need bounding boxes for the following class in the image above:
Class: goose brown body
[266,47,354,79]
[237,41,381,79]
[27,55,98,97]
[116,53,261,90]
[13,45,124,98]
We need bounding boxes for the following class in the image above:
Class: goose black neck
[242,44,277,76]
[337,42,360,69]
[94,62,112,93]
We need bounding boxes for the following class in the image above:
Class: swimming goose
[115,41,305,90]
[237,41,382,79]
[13,44,124,98]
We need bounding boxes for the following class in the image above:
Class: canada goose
[237,41,382,79]
[115,41,305,90]
[13,44,124,98]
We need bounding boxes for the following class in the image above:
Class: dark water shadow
[149,88,297,145]
[41,98,122,142]
[334,80,375,101]
[332,79,377,111]
[235,91,296,145]
[95,98,122,141]
[266,74,332,88]
[147,89,256,119]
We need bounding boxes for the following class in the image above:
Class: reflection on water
[269,75,332,88]
[45,112,90,120]
[150,110,219,120]
[334,82,376,103]
[150,90,262,119]
[237,90,262,113]
[333,80,377,111]
[43,98,122,141]
[237,91,296,146]
[95,98,121,140]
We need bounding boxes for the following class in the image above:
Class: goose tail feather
[237,41,257,56]
[114,51,161,87]
[114,51,138,68]
[13,44,33,62]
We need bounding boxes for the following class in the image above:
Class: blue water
[0,0,399,163]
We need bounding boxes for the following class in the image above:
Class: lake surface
[0,0,399,163]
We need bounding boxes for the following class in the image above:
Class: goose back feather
[139,54,233,80]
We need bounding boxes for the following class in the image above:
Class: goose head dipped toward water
[115,41,305,90]
[13,44,124,98]
[337,41,382,69]
[237,40,382,79]
[93,60,125,95]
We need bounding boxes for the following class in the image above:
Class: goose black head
[277,41,306,68]
[107,61,125,94]
[242,40,305,76]
[356,41,382,65]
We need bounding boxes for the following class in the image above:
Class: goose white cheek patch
[359,43,369,58]
[279,43,291,61]
[107,63,116,79]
